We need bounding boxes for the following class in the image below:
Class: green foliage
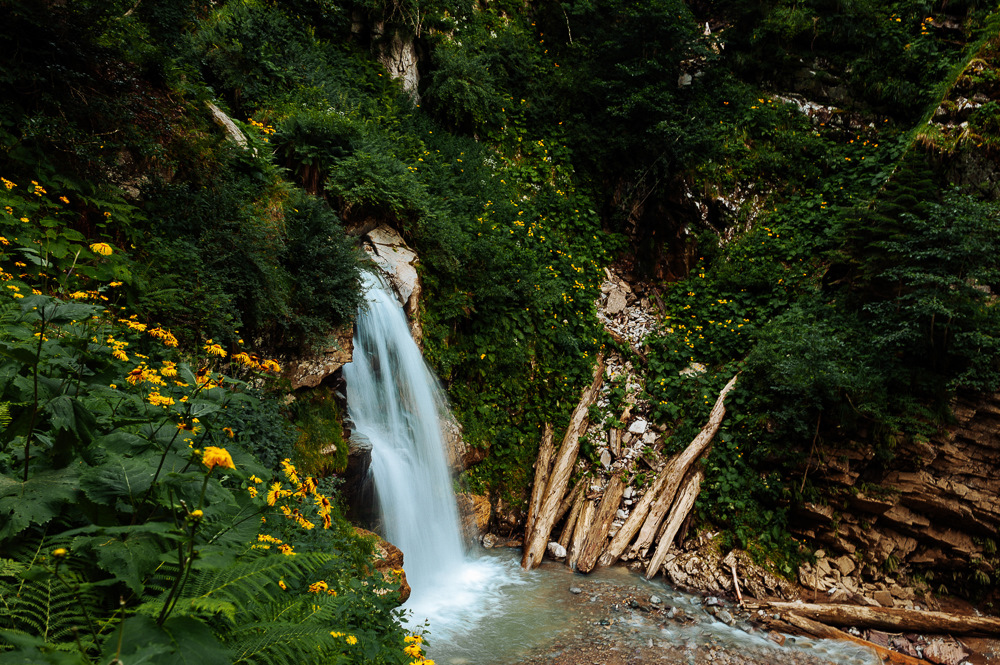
[0,288,413,664]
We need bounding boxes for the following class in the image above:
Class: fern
[0,563,98,651]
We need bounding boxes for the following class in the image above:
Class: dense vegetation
[1,0,1000,658]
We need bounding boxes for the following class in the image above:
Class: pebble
[570,587,582,594]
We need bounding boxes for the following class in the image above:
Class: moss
[292,385,349,476]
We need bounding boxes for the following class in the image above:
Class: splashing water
[344,272,519,631]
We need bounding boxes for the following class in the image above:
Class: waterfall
[344,271,466,606]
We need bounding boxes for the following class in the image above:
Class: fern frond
[0,567,95,647]
[230,621,340,665]
[182,551,332,609]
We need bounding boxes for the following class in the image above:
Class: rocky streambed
[500,574,879,665]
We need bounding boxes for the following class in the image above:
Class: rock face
[373,27,420,101]
[791,392,1000,576]
[455,492,491,543]
[284,325,355,390]
[353,527,411,604]
[364,225,422,343]
[206,102,250,150]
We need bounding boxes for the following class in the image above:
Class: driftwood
[523,423,555,549]
[521,356,606,569]
[599,374,739,567]
[748,601,1000,637]
[608,428,621,457]
[567,499,595,570]
[644,467,703,579]
[576,474,626,573]
[626,374,739,560]
[555,476,587,527]
[558,488,587,549]
[783,613,933,665]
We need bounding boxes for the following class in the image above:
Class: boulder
[923,639,969,665]
[353,527,411,604]
[365,225,422,342]
[456,492,491,543]
[284,325,354,390]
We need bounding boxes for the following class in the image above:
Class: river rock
[628,419,648,435]
[548,541,567,559]
[606,288,628,314]
[923,639,970,665]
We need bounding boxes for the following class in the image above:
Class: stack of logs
[518,357,1000,663]
[521,355,740,580]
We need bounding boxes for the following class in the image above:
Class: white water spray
[344,272,466,604]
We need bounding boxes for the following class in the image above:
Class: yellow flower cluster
[330,632,358,645]
[147,390,175,407]
[202,446,235,471]
[403,635,434,664]
[148,326,179,347]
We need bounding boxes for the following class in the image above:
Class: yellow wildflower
[346,636,357,646]
[147,391,175,407]
[90,242,113,256]
[202,446,235,471]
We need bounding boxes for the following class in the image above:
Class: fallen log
[555,476,587,527]
[521,356,606,570]
[783,613,933,665]
[625,374,739,560]
[567,499,595,571]
[644,466,703,579]
[576,474,626,573]
[599,374,738,567]
[747,601,1000,637]
[523,423,555,548]
[558,487,587,550]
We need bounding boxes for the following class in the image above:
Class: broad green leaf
[0,469,79,540]
[79,454,158,506]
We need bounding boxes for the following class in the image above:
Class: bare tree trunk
[558,487,587,549]
[600,374,738,567]
[556,476,587,526]
[521,356,606,570]
[782,614,933,665]
[524,423,555,548]
[576,474,626,573]
[645,466,703,579]
[747,601,1000,636]
[568,499,595,570]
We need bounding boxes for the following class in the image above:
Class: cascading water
[344,271,466,597]
[344,271,521,641]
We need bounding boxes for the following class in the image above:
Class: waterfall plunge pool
[403,548,880,665]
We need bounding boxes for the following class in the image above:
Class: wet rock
[548,541,568,559]
[650,594,662,605]
[716,609,735,625]
[285,325,354,389]
[570,587,583,594]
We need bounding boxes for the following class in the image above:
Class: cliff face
[792,393,1000,578]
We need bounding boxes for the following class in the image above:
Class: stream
[344,271,881,665]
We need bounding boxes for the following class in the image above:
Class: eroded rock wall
[791,393,1000,575]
